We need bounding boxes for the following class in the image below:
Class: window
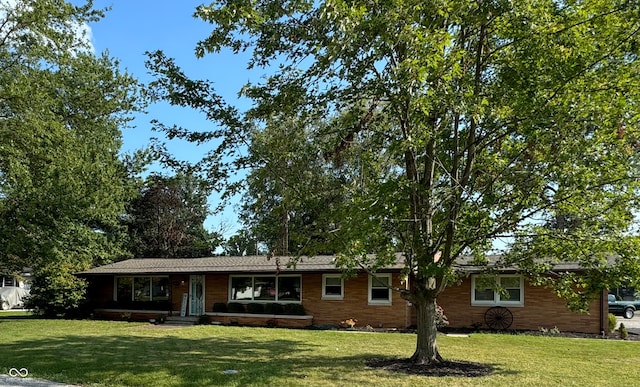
[229,275,301,303]
[115,276,169,302]
[471,275,523,306]
[230,277,253,300]
[368,274,392,305]
[322,274,344,300]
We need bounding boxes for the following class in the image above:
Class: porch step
[164,316,199,326]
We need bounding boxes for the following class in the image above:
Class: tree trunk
[410,295,443,364]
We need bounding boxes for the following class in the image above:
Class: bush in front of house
[227,302,246,313]
[619,323,629,339]
[26,263,88,318]
[283,303,306,315]
[212,302,227,313]
[247,303,266,314]
[264,303,284,315]
[608,313,617,333]
[436,304,449,329]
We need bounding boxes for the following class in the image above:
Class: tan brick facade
[300,272,412,328]
[86,271,604,333]
[437,277,604,334]
[201,272,411,329]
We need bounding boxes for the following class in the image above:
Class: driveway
[0,375,78,387]
[616,315,640,335]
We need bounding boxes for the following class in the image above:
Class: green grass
[0,316,639,386]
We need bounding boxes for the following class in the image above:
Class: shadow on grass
[0,325,516,386]
[0,312,36,320]
[1,333,315,386]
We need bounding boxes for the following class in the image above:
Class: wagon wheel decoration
[484,306,513,330]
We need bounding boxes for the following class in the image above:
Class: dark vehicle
[608,294,640,319]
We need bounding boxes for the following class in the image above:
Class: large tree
[148,0,640,364]
[0,0,141,315]
[125,173,222,258]
[238,117,348,255]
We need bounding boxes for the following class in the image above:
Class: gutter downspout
[600,289,607,335]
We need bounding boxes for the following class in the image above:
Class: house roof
[77,254,585,276]
[77,255,405,275]
[454,255,585,273]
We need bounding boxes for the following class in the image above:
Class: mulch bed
[366,357,494,377]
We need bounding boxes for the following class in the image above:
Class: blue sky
[85,1,260,237]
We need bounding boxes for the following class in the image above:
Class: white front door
[189,275,205,316]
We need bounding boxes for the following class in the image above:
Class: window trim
[322,274,344,300]
[228,274,302,303]
[368,273,392,305]
[471,274,524,307]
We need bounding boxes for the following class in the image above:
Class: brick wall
[437,277,603,334]
[205,273,229,308]
[302,272,411,329]
[170,274,190,311]
[203,272,412,329]
[85,272,604,333]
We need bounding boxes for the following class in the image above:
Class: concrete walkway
[0,375,78,387]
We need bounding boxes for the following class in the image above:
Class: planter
[205,312,314,328]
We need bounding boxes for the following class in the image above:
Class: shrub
[608,313,617,333]
[198,314,211,325]
[619,323,629,339]
[436,304,449,328]
[227,302,246,313]
[26,264,87,317]
[283,303,306,315]
[539,326,560,336]
[212,302,227,313]
[264,303,284,315]
[247,303,265,314]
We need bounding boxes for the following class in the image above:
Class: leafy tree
[0,0,141,315]
[148,0,640,365]
[223,229,262,256]
[239,117,347,255]
[125,173,223,258]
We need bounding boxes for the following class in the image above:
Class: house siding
[302,273,411,328]
[85,271,603,333]
[437,277,603,334]
[201,272,411,329]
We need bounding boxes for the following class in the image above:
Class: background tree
[147,0,640,365]
[238,116,347,256]
[0,0,142,316]
[222,229,262,256]
[125,172,223,258]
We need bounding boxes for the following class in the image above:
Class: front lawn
[0,317,638,386]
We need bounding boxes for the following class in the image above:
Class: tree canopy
[0,0,142,315]
[125,173,223,258]
[148,0,640,364]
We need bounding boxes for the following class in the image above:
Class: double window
[229,275,301,302]
[472,275,523,306]
[115,276,169,302]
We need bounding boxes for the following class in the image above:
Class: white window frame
[368,273,392,305]
[322,274,344,300]
[471,274,524,307]
[228,275,302,303]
